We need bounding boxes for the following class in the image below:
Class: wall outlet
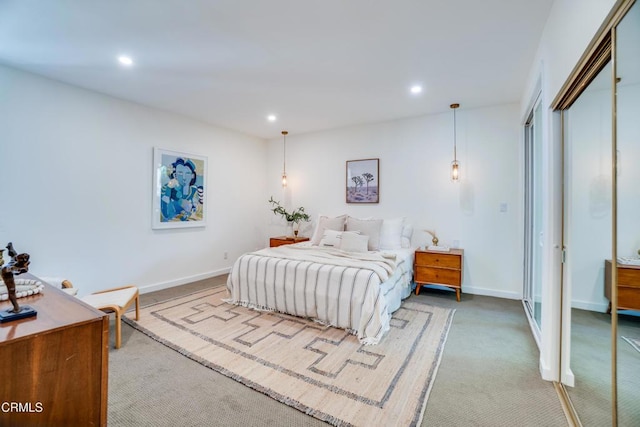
[499,202,508,213]
[224,251,228,260]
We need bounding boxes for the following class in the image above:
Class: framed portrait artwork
[152,147,207,229]
[346,158,379,203]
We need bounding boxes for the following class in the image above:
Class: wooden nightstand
[605,260,640,313]
[414,248,464,301]
[269,236,310,247]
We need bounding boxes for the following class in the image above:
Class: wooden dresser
[414,248,464,301]
[0,277,109,426]
[605,260,640,312]
[269,236,310,247]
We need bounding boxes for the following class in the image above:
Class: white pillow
[345,216,383,251]
[379,217,404,250]
[401,224,413,248]
[310,215,346,245]
[339,232,370,253]
[319,229,342,247]
[319,230,361,247]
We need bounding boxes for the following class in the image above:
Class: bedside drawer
[415,252,461,269]
[618,286,640,310]
[415,266,461,286]
[617,268,640,288]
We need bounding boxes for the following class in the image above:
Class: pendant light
[281,130,288,187]
[450,103,460,182]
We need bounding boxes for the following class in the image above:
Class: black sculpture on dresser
[0,242,37,322]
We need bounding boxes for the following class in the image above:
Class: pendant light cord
[282,130,288,174]
[453,107,457,161]
[450,103,459,162]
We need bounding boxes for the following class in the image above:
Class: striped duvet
[225,244,411,345]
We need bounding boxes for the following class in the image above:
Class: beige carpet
[622,336,640,353]
[124,286,455,427]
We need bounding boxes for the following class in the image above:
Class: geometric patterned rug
[124,287,455,427]
[622,336,640,354]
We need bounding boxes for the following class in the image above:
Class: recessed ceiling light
[267,115,277,122]
[410,85,423,94]
[118,56,133,66]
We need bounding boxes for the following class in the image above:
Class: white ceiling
[0,0,554,139]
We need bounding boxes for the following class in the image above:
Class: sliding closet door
[552,2,637,424]
[614,2,640,424]
[563,61,613,426]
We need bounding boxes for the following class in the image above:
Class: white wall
[521,0,618,117]
[264,104,523,299]
[0,65,267,296]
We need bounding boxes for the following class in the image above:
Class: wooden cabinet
[605,260,640,312]
[269,236,310,247]
[0,277,109,426]
[414,248,464,301]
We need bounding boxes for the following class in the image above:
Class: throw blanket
[250,245,396,280]
[226,245,398,345]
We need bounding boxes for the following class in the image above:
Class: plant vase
[286,222,294,238]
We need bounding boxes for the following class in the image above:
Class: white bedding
[225,243,414,345]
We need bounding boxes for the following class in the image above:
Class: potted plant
[268,197,310,238]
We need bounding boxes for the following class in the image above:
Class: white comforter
[225,244,402,345]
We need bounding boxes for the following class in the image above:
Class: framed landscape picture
[346,158,379,203]
[152,147,207,229]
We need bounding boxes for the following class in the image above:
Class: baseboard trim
[462,286,521,300]
[139,268,231,294]
[571,300,608,313]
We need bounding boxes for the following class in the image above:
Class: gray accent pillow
[345,217,383,251]
[310,215,347,245]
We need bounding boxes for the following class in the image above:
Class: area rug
[622,336,640,354]
[124,287,455,427]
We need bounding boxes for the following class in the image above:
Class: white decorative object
[427,245,450,252]
[0,278,44,300]
[423,229,439,246]
[617,256,640,266]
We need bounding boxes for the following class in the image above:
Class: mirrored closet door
[563,61,613,427]
[554,0,639,425]
[614,2,640,424]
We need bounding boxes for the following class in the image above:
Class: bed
[225,216,415,345]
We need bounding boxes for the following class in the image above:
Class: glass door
[524,96,544,336]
